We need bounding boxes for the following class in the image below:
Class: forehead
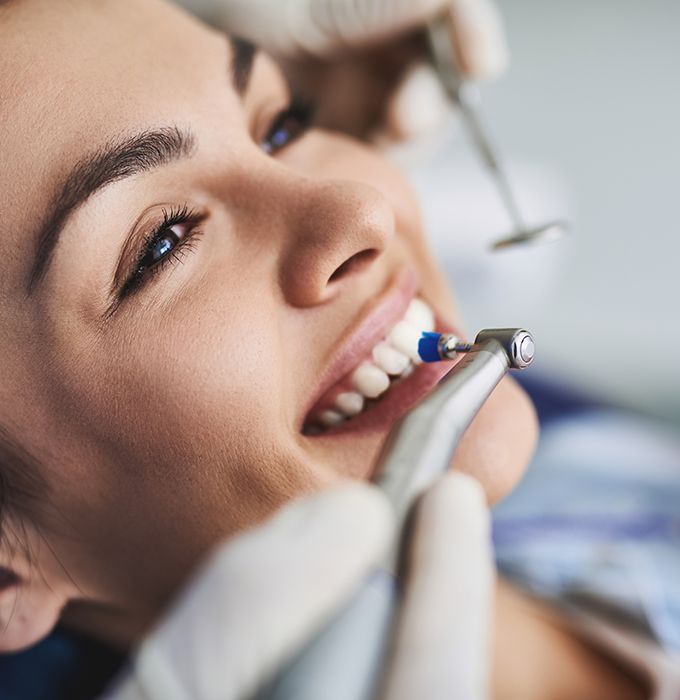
[0,0,225,283]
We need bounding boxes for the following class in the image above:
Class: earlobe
[0,565,69,654]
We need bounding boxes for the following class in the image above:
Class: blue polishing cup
[418,332,442,363]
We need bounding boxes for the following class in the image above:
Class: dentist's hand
[100,473,494,700]
[212,0,508,140]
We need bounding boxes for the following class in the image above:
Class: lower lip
[305,325,463,438]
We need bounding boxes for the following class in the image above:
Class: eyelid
[111,206,171,298]
[109,204,206,306]
[256,93,316,154]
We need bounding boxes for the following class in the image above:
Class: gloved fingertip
[418,472,490,538]
[386,63,454,141]
[449,0,510,81]
[460,37,509,82]
[439,471,487,505]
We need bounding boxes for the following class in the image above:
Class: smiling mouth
[302,296,443,434]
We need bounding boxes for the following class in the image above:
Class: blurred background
[405,0,680,425]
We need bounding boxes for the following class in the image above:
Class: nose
[278,179,395,307]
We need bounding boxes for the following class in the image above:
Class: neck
[61,599,152,652]
[493,580,649,700]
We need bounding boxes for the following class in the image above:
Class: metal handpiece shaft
[377,337,511,570]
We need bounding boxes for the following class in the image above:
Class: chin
[450,375,539,505]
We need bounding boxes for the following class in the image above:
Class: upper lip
[300,267,419,427]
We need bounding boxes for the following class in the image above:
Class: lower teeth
[309,361,414,432]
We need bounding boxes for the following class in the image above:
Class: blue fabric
[0,627,124,700]
[493,409,680,651]
[515,369,603,426]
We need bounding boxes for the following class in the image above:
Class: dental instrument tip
[418,332,473,363]
[418,329,536,369]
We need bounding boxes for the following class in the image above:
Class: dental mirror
[427,12,570,252]
[491,220,569,251]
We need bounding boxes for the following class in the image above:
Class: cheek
[107,305,278,481]
[51,278,312,528]
[44,286,336,605]
[452,377,539,504]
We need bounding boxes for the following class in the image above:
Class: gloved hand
[210,0,508,140]
[100,473,494,700]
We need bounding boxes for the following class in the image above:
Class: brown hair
[0,425,47,555]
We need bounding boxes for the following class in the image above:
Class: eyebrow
[27,36,258,293]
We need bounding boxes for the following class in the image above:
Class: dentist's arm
[100,473,494,700]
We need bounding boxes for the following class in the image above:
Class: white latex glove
[204,0,508,140]
[100,473,494,700]
[212,0,506,72]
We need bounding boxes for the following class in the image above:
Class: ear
[0,525,78,655]
[0,561,71,653]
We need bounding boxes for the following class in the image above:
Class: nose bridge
[276,172,396,307]
[301,179,394,251]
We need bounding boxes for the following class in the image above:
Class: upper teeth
[311,297,436,430]
[372,342,410,375]
[387,321,423,364]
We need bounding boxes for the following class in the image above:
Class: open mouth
[303,294,458,435]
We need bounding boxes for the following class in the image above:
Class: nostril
[328,249,379,284]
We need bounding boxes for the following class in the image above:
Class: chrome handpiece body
[377,328,533,571]
[257,329,534,700]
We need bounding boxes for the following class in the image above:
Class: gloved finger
[216,0,451,56]
[384,61,454,141]
[129,485,394,700]
[445,0,508,80]
[300,0,509,77]
[380,472,494,700]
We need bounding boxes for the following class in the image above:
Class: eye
[145,224,187,267]
[119,205,206,300]
[261,95,315,155]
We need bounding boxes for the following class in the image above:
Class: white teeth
[308,297,437,432]
[387,320,423,364]
[372,342,411,376]
[352,363,391,399]
[401,363,415,378]
[335,391,365,417]
[405,298,435,332]
[319,409,346,428]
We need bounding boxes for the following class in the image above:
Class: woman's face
[0,0,536,646]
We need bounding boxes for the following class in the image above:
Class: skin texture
[0,0,537,653]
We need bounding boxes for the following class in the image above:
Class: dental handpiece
[257,328,534,700]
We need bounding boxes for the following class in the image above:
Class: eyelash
[120,204,206,299]
[260,94,315,154]
[118,94,316,301]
